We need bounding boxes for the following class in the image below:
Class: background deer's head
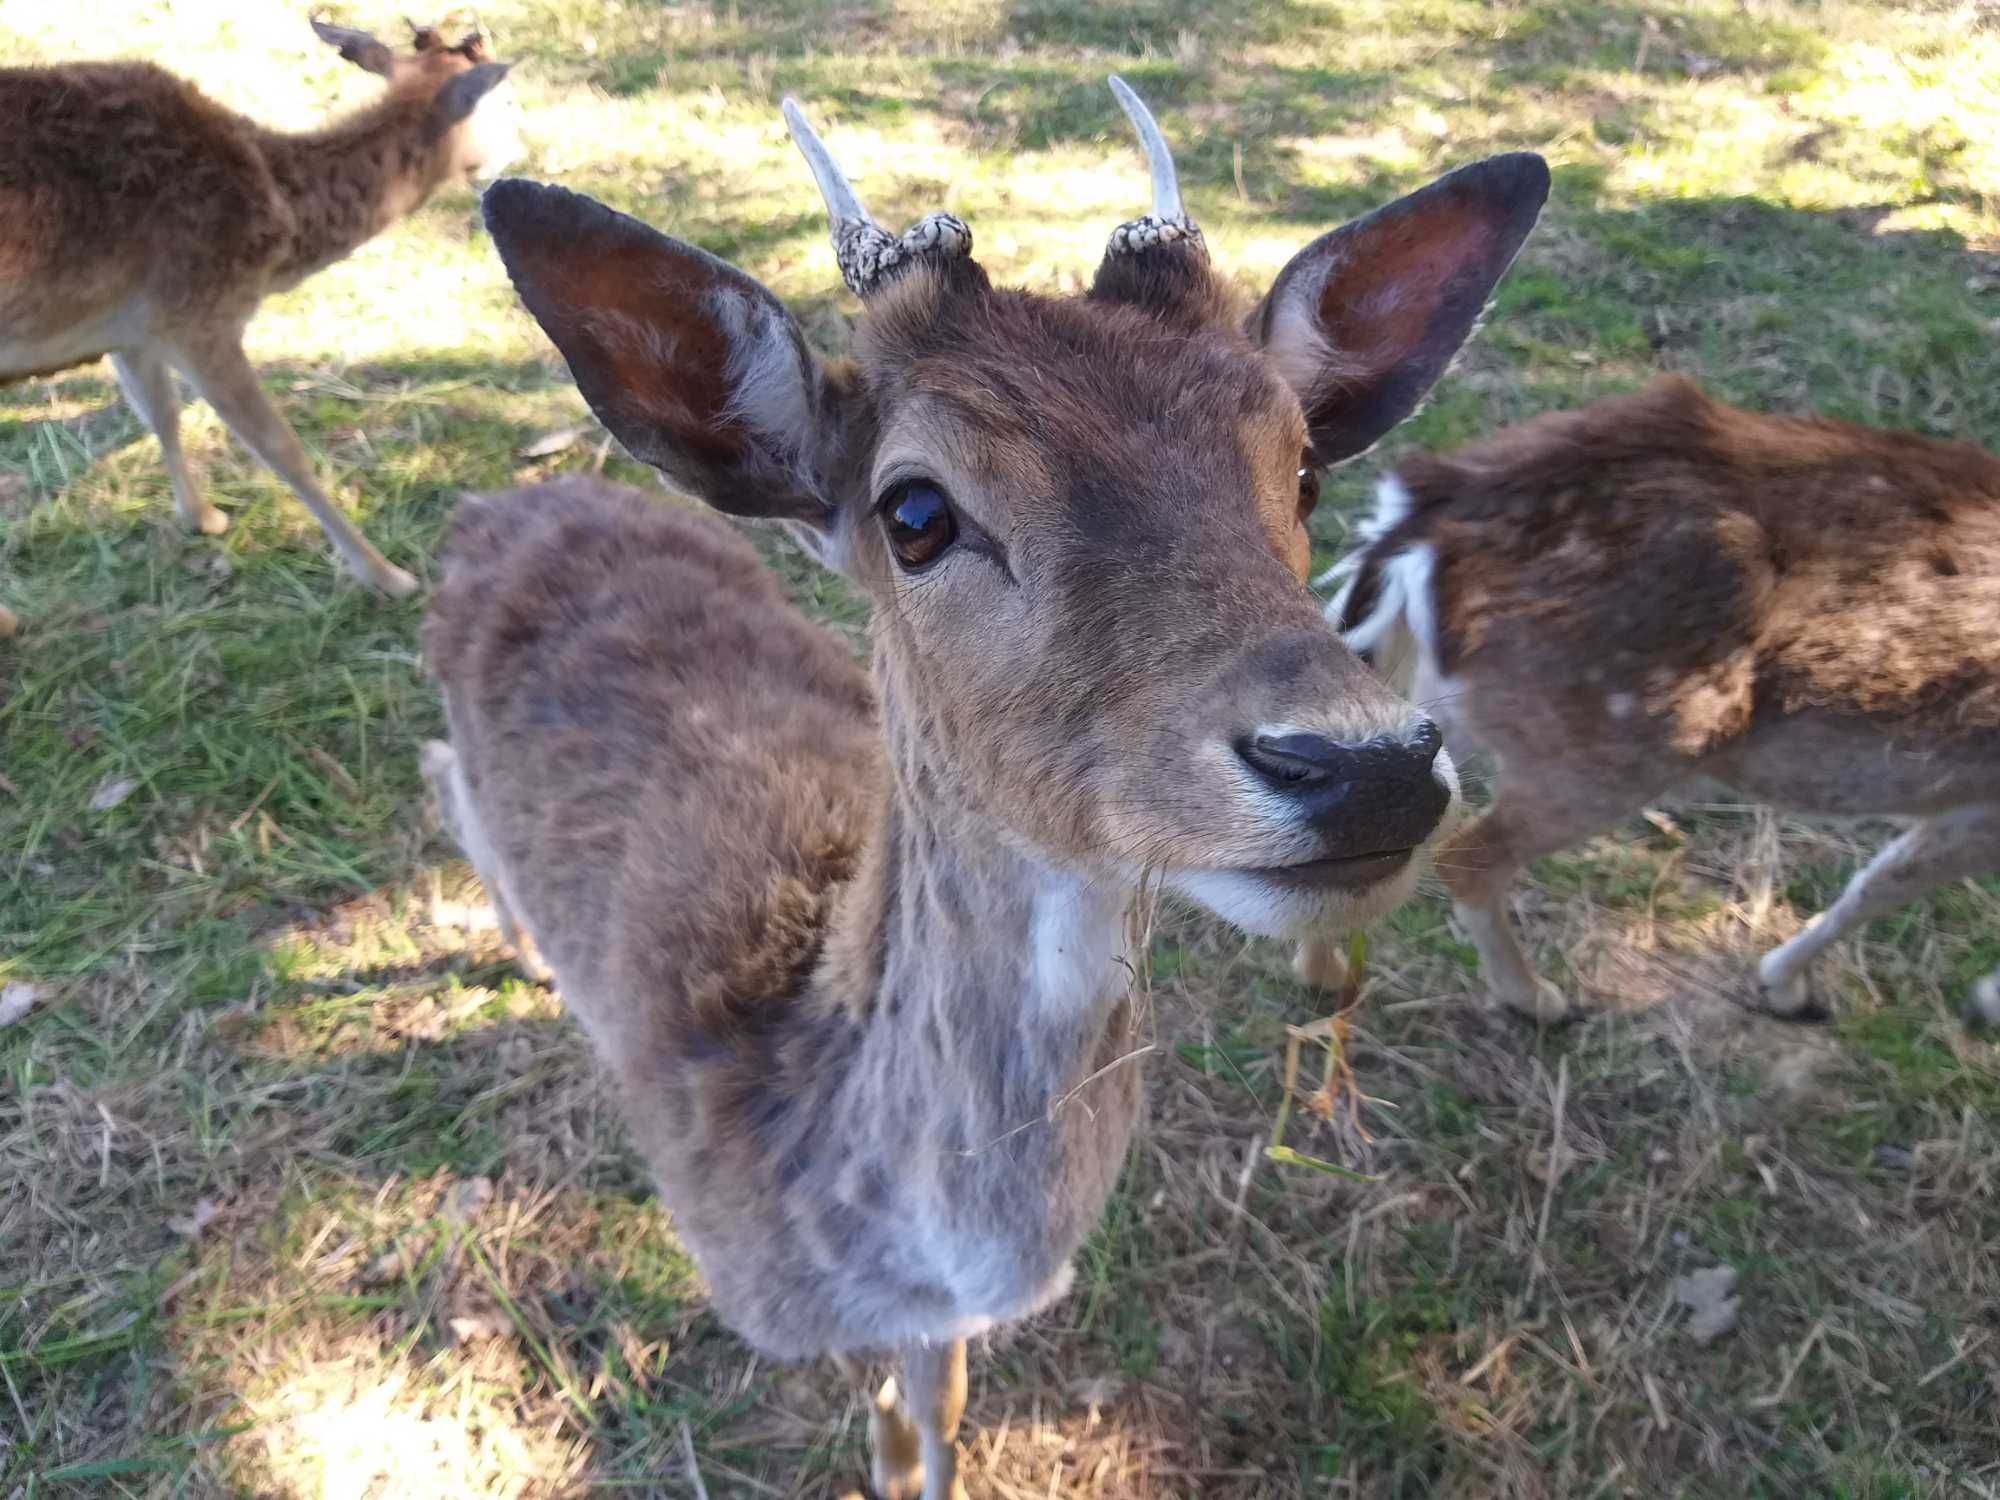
[310,15,518,178]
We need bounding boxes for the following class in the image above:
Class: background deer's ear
[482,179,840,536]
[310,19,395,77]
[429,62,511,138]
[1249,153,1550,464]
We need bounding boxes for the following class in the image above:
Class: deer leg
[420,739,551,981]
[171,335,418,597]
[827,1354,922,1500]
[857,1370,924,1500]
[112,345,226,536]
[1757,804,2000,1020]
[897,1338,967,1500]
[1436,789,1637,1022]
[1292,928,1350,990]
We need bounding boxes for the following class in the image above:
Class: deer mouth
[1239,847,1415,891]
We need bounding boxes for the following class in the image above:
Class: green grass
[6,0,2000,1496]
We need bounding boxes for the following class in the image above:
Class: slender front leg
[1757,805,2000,1018]
[421,740,553,981]
[112,345,227,535]
[865,1372,925,1500]
[170,334,419,597]
[898,1339,967,1500]
[829,1350,925,1500]
[1436,788,1640,1022]
[1292,928,1350,990]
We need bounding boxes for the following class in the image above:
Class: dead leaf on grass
[306,745,363,802]
[445,1175,495,1227]
[448,1313,507,1344]
[446,1284,509,1346]
[168,1196,222,1239]
[89,774,139,811]
[1674,1264,1742,1345]
[362,1244,419,1285]
[1070,1374,1124,1411]
[0,981,41,1026]
[518,426,586,459]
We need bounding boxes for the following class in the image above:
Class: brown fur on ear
[310,18,395,76]
[455,31,490,62]
[482,178,837,526]
[1251,153,1550,464]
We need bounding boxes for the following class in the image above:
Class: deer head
[480,84,1548,937]
[310,15,518,177]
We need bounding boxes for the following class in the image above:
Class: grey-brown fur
[1324,375,2000,1021]
[426,91,1547,1496]
[0,18,518,599]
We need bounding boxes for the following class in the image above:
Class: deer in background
[422,84,1546,1497]
[1318,376,2000,1026]
[0,16,520,601]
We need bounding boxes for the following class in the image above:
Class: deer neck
[813,673,1143,1147]
[257,94,453,288]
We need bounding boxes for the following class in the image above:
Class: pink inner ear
[1317,202,1488,374]
[555,254,751,465]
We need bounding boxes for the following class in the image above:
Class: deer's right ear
[1250,153,1550,466]
[482,179,838,532]
[311,19,396,77]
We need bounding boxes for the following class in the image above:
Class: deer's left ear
[429,62,512,137]
[311,19,395,76]
[483,178,843,543]
[1250,153,1549,464]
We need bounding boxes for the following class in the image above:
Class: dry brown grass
[8,816,1998,1496]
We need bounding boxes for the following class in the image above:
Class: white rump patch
[1316,474,1438,698]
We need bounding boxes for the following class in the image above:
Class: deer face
[482,85,1548,936]
[311,18,519,180]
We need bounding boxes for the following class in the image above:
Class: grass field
[5,0,2000,1495]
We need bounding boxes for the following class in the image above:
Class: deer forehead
[858,290,1308,521]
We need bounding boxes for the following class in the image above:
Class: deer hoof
[868,1377,922,1500]
[189,505,230,536]
[372,561,422,599]
[1292,933,1349,991]
[1496,975,1579,1024]
[1751,957,1829,1022]
[870,1459,923,1500]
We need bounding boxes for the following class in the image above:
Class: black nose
[1236,720,1450,855]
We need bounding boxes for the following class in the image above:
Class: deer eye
[1297,460,1321,520]
[880,480,958,570]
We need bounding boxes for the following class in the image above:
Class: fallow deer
[1318,375,2000,1025]
[0,17,520,600]
[423,85,1547,1495]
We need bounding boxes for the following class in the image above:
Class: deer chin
[1165,851,1429,938]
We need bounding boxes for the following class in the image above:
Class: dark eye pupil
[1297,462,1321,517]
[884,482,957,568]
